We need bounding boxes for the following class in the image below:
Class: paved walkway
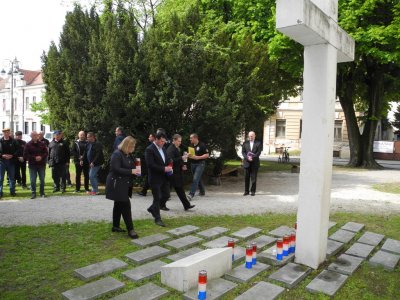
[0,169,399,227]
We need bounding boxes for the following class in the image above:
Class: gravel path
[0,169,399,227]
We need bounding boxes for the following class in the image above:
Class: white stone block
[161,248,232,292]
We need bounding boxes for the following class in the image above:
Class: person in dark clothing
[85,132,104,195]
[166,134,195,211]
[113,126,125,151]
[187,133,209,200]
[138,133,155,196]
[0,128,18,197]
[242,131,262,196]
[38,131,50,147]
[71,131,89,193]
[48,130,70,193]
[106,136,140,239]
[14,131,28,188]
[23,131,48,199]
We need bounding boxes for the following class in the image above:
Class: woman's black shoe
[128,230,139,239]
[112,227,126,232]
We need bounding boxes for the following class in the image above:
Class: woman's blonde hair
[118,136,137,154]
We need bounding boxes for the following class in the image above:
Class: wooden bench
[220,167,239,177]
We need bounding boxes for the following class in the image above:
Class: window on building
[40,124,45,132]
[276,120,286,138]
[334,120,343,142]
[14,98,17,111]
[25,122,29,134]
[32,96,36,103]
[2,99,5,111]
[32,122,37,132]
[299,119,302,138]
[25,97,29,111]
[2,122,6,129]
[15,122,19,132]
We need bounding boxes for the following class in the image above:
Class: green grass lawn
[373,182,400,194]
[0,213,399,299]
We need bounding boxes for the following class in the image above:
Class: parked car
[44,131,54,141]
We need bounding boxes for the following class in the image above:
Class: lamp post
[1,57,23,133]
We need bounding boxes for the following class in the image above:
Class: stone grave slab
[341,221,365,233]
[74,258,128,281]
[328,221,337,230]
[258,245,294,266]
[326,239,344,258]
[306,269,348,296]
[231,227,262,240]
[165,235,203,250]
[224,262,270,283]
[233,246,246,262]
[327,254,364,275]
[249,235,277,249]
[381,238,400,255]
[357,231,385,247]
[203,236,239,248]
[369,250,400,271]
[345,242,375,259]
[268,226,293,237]
[125,245,170,264]
[329,229,356,244]
[183,278,237,300]
[62,277,124,300]
[110,283,169,300]
[122,260,166,282]
[269,262,311,288]
[161,248,232,292]
[197,227,229,239]
[167,225,200,237]
[234,281,285,300]
[167,247,203,262]
[132,233,170,247]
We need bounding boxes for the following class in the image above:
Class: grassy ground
[373,183,400,194]
[0,213,399,300]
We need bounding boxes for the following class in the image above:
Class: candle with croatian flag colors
[294,222,297,230]
[290,232,296,253]
[135,158,141,176]
[228,239,235,261]
[276,238,283,261]
[283,235,290,256]
[198,270,207,300]
[245,245,253,269]
[251,242,257,265]
[166,159,173,176]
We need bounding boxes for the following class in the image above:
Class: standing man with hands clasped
[242,131,262,196]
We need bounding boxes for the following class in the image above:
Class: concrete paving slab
[345,242,375,259]
[357,231,385,247]
[166,247,203,261]
[326,239,344,258]
[122,260,166,282]
[183,278,237,300]
[62,277,124,300]
[125,246,170,264]
[74,258,128,281]
[268,262,311,288]
[203,236,239,248]
[167,225,200,237]
[224,262,270,283]
[249,235,277,249]
[258,245,294,266]
[234,281,285,300]
[306,270,348,296]
[328,254,364,275]
[131,233,170,247]
[369,250,400,271]
[328,221,337,230]
[381,238,400,255]
[197,227,229,239]
[268,226,293,237]
[329,229,356,244]
[165,235,204,250]
[341,221,364,233]
[110,283,169,300]
[231,227,262,240]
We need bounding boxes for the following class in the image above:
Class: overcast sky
[0,0,83,70]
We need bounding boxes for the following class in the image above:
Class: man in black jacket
[48,130,70,193]
[86,132,104,195]
[0,128,18,197]
[242,131,263,196]
[71,131,89,193]
[14,131,28,189]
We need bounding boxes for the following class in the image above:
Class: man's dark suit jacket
[242,140,262,169]
[145,143,168,186]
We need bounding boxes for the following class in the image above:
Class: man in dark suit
[242,131,262,196]
[145,132,173,227]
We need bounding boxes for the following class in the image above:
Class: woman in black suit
[106,136,140,239]
[166,134,195,211]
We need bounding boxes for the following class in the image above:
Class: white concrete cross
[276,0,355,269]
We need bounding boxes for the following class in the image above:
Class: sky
[0,0,80,71]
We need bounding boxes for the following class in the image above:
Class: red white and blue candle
[290,232,296,253]
[197,270,207,300]
[276,238,283,261]
[283,235,290,256]
[245,245,253,269]
[228,239,235,262]
[251,242,257,265]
